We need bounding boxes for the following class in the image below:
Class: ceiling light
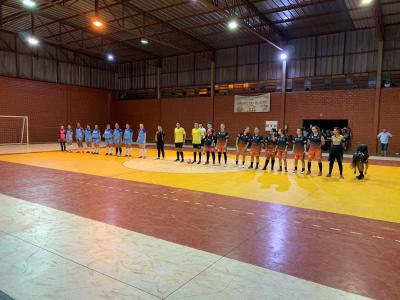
[140,38,149,45]
[92,20,104,27]
[26,36,39,46]
[360,0,373,5]
[228,19,239,30]
[107,54,114,61]
[22,0,36,8]
[280,52,288,60]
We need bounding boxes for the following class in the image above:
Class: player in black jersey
[293,128,307,174]
[235,127,251,168]
[249,127,263,169]
[216,123,229,166]
[276,128,289,172]
[262,129,277,171]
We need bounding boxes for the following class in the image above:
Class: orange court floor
[0,147,399,224]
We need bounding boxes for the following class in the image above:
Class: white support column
[282,59,287,92]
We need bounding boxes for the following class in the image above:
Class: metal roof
[0,0,397,62]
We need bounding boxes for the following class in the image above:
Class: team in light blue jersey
[113,123,123,156]
[92,125,101,155]
[66,125,73,152]
[75,122,84,153]
[103,124,114,156]
[137,123,147,158]
[124,124,134,157]
[84,125,92,153]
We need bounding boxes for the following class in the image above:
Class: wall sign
[234,93,271,113]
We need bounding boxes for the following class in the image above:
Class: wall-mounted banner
[234,93,271,113]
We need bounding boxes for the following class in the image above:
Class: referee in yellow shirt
[174,122,186,162]
[191,122,203,164]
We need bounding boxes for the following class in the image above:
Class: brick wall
[0,76,114,143]
[1,74,398,153]
[380,88,400,153]
[112,89,400,153]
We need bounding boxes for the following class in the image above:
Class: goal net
[0,115,29,145]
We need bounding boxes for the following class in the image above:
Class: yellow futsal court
[1,148,399,223]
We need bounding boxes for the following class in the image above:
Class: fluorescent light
[26,36,39,46]
[228,20,239,30]
[22,0,36,8]
[140,38,149,45]
[107,54,114,61]
[360,0,373,5]
[280,52,288,60]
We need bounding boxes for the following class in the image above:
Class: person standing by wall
[155,125,165,160]
[377,128,393,156]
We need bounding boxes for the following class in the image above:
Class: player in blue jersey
[123,124,133,157]
[84,124,92,154]
[103,124,114,156]
[137,123,147,158]
[113,123,123,156]
[92,125,101,155]
[66,125,73,153]
[75,122,84,153]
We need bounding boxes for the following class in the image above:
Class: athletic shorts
[380,143,388,151]
[204,145,214,152]
[276,149,287,159]
[308,148,322,160]
[237,144,247,155]
[175,143,183,149]
[85,138,92,143]
[217,143,227,152]
[124,140,133,145]
[266,148,276,157]
[294,151,305,160]
[106,139,113,146]
[137,140,146,145]
[193,144,201,150]
[250,147,261,157]
[92,138,100,144]
[76,137,83,142]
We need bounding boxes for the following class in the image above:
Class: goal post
[0,115,29,145]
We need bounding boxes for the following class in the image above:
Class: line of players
[61,122,147,158]
[60,121,348,178]
[180,122,344,177]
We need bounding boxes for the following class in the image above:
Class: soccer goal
[0,115,29,145]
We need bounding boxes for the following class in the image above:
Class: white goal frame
[0,115,29,145]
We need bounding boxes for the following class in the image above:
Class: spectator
[342,127,352,151]
[377,129,393,156]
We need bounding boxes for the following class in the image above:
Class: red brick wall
[285,89,376,150]
[0,76,114,143]
[111,97,212,142]
[112,89,400,152]
[380,88,400,154]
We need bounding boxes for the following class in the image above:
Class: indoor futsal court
[0,0,400,300]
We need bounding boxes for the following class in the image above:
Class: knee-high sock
[206,152,210,163]
[338,161,343,175]
[212,152,215,164]
[318,162,322,172]
[224,152,227,164]
[308,161,312,171]
[194,152,197,161]
[263,159,270,169]
[198,152,202,162]
[218,152,221,164]
[271,159,275,169]
[180,151,184,160]
[176,151,179,160]
[329,161,334,174]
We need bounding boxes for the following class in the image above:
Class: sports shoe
[318,172,322,176]
[326,173,332,177]
[105,153,108,156]
[300,170,305,174]
[180,160,184,163]
[224,164,227,167]
[197,161,201,164]
[339,175,344,179]
[174,159,179,162]
[155,157,160,160]
[306,170,311,175]
[292,170,297,173]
